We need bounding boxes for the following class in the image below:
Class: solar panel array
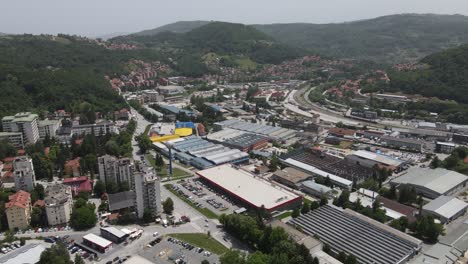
[290,206,420,264]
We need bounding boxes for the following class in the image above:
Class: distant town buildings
[71,121,117,137]
[44,184,73,226]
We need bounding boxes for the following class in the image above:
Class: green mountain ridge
[113,22,304,75]
[0,34,155,118]
[388,43,468,104]
[131,14,468,63]
[132,20,211,36]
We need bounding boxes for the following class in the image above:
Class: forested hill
[132,14,468,64]
[132,21,211,36]
[388,43,468,104]
[112,22,304,71]
[254,14,468,63]
[0,34,155,118]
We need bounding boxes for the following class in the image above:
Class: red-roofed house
[63,176,93,196]
[6,190,31,230]
[64,158,81,177]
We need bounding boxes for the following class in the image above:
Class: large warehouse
[213,119,297,142]
[196,164,302,212]
[156,136,249,169]
[423,196,468,223]
[345,150,404,171]
[290,205,422,264]
[207,128,269,152]
[390,167,468,199]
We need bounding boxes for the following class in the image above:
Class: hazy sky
[2,0,468,37]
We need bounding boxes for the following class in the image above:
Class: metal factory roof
[83,233,113,248]
[197,164,299,210]
[283,158,352,188]
[290,205,422,264]
[392,167,467,196]
[423,196,468,220]
[351,150,403,167]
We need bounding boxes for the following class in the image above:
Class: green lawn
[168,233,228,255]
[164,184,219,219]
[146,154,188,178]
[276,211,292,220]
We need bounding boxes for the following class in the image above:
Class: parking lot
[138,236,219,264]
[171,178,240,216]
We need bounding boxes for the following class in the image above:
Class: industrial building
[83,233,113,253]
[162,136,249,169]
[300,180,333,198]
[207,129,269,152]
[422,196,468,223]
[196,164,302,212]
[290,205,422,264]
[345,150,404,171]
[435,141,456,154]
[0,243,47,264]
[390,167,468,199]
[100,226,129,243]
[281,149,373,186]
[213,119,296,142]
[380,136,425,152]
[271,167,312,189]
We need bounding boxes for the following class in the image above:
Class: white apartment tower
[2,112,40,145]
[44,184,73,226]
[98,155,134,185]
[134,165,161,218]
[13,156,36,192]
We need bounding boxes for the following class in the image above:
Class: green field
[168,233,228,255]
[235,57,257,71]
[276,211,292,220]
[164,184,219,219]
[146,154,188,178]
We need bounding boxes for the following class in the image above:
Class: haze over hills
[132,20,211,36]
[129,14,468,64]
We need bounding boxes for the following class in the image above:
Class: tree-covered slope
[113,22,303,67]
[132,20,210,36]
[0,35,154,118]
[253,14,468,63]
[388,44,468,103]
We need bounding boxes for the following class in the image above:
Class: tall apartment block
[98,155,134,185]
[2,112,40,146]
[13,156,36,192]
[45,184,73,226]
[134,165,161,218]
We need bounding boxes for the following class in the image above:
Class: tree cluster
[219,213,316,264]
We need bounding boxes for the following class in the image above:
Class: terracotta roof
[3,157,15,163]
[379,197,418,222]
[2,164,12,171]
[329,127,356,137]
[464,157,468,163]
[33,200,45,207]
[17,149,26,155]
[6,190,30,209]
[63,176,92,195]
[65,157,80,167]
